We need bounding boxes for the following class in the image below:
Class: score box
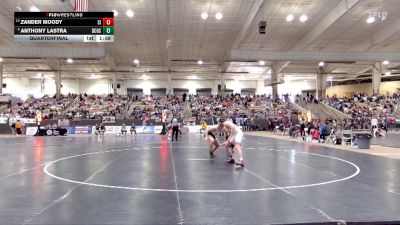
[102,26,114,35]
[103,18,114,26]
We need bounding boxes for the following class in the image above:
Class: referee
[171,116,179,142]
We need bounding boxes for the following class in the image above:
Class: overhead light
[126,9,134,18]
[215,12,223,20]
[36,73,42,78]
[30,6,40,12]
[318,61,325,67]
[141,74,149,80]
[327,76,333,81]
[197,60,204,65]
[0,57,3,62]
[385,71,391,76]
[286,14,294,22]
[66,58,73,63]
[299,14,308,22]
[133,59,139,64]
[258,61,265,66]
[201,12,208,20]
[366,16,375,24]
[383,60,389,65]
[112,9,119,17]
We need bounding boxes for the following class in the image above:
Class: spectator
[15,119,23,135]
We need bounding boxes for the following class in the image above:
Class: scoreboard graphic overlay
[14,12,114,42]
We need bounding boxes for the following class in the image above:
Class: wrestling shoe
[209,151,215,158]
[227,158,235,164]
[235,160,244,167]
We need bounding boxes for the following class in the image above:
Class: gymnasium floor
[0,134,400,225]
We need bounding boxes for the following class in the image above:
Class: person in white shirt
[371,117,378,137]
[371,117,378,129]
[218,118,245,167]
[121,123,127,136]
[171,117,179,141]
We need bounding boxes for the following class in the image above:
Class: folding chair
[341,130,353,146]
[325,129,336,144]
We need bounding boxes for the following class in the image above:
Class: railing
[62,96,80,115]
[183,102,192,119]
[123,98,133,119]
[296,100,352,121]
[291,101,317,119]
[320,101,352,120]
[395,101,400,116]
[0,105,7,113]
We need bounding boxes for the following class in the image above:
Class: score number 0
[103,18,114,26]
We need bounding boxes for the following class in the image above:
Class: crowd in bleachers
[1,93,300,130]
[123,94,300,129]
[322,93,399,119]
[67,94,129,119]
[285,92,400,145]
[5,94,77,119]
[1,92,398,138]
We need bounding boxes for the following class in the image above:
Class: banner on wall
[26,127,38,135]
[67,127,75,134]
[75,126,92,134]
[154,126,163,134]
[26,125,204,136]
[135,126,155,133]
[105,126,121,134]
[0,117,7,124]
[101,116,116,124]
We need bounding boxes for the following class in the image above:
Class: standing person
[396,117,400,131]
[200,120,207,134]
[218,118,245,167]
[332,119,337,131]
[382,117,388,133]
[99,123,106,135]
[300,117,306,137]
[182,93,187,102]
[371,116,378,137]
[15,120,23,135]
[9,117,16,135]
[95,123,100,136]
[171,116,179,142]
[130,123,137,135]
